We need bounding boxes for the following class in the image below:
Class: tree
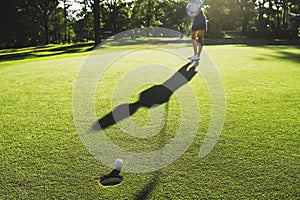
[93,0,101,46]
[73,13,94,42]
[50,7,64,43]
[101,0,133,35]
[206,0,231,37]
[156,0,189,33]
[131,0,161,28]
[0,0,45,47]
[77,0,101,46]
[31,0,59,44]
[59,0,72,42]
[252,0,300,37]
[0,0,22,46]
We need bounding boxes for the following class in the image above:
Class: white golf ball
[114,159,123,169]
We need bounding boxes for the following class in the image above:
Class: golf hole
[100,176,123,186]
[98,168,123,187]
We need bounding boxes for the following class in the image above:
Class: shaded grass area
[256,46,300,64]
[0,42,94,62]
[0,44,299,199]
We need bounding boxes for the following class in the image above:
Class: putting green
[0,43,299,199]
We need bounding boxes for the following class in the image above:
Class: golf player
[187,0,207,61]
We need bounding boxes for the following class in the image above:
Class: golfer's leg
[192,31,199,56]
[197,30,205,57]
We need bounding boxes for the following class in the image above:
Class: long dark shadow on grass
[134,172,160,200]
[134,103,169,200]
[92,61,198,131]
[0,43,94,62]
[266,49,300,64]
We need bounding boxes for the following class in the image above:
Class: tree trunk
[64,6,67,42]
[146,0,151,27]
[44,15,49,45]
[282,0,288,31]
[242,17,248,35]
[94,0,101,46]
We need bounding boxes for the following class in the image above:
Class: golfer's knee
[198,37,204,45]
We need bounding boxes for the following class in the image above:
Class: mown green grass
[0,43,299,199]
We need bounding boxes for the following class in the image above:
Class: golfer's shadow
[92,61,198,131]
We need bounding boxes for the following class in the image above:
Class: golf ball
[114,159,123,169]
